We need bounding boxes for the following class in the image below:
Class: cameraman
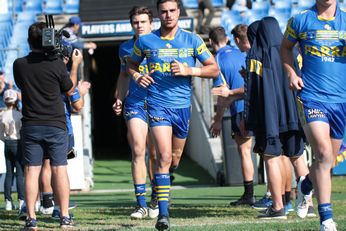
[13,22,80,230]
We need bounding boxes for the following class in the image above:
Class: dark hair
[156,0,180,10]
[28,22,46,50]
[231,24,248,41]
[129,6,153,23]
[209,27,227,45]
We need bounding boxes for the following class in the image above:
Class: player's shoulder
[290,6,315,22]
[180,28,203,41]
[119,39,134,53]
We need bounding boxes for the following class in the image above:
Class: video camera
[42,15,71,60]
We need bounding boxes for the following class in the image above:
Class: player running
[127,1,219,229]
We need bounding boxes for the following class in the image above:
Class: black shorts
[231,112,253,138]
[253,131,304,157]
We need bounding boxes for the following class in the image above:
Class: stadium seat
[42,0,63,15]
[297,0,314,8]
[182,0,198,9]
[7,0,23,13]
[22,0,43,14]
[16,12,37,23]
[63,0,80,14]
[251,1,270,16]
[212,0,226,8]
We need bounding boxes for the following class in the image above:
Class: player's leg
[127,117,150,219]
[151,125,173,230]
[230,133,254,206]
[39,158,54,215]
[47,126,73,228]
[281,155,293,214]
[147,133,159,218]
[21,126,45,230]
[257,136,286,219]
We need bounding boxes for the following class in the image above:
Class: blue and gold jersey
[131,27,212,108]
[284,4,346,103]
[212,45,246,116]
[119,38,148,105]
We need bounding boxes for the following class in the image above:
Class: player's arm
[171,56,219,78]
[127,39,154,88]
[113,70,130,116]
[210,96,226,137]
[66,49,83,96]
[281,38,304,90]
[71,81,91,112]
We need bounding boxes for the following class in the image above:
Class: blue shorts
[254,131,304,157]
[21,126,68,166]
[147,104,191,139]
[123,101,147,123]
[297,97,346,139]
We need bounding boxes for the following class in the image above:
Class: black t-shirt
[13,52,72,130]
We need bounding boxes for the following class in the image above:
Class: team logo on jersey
[150,49,158,57]
[324,24,332,30]
[178,48,188,58]
[306,31,316,40]
[166,43,172,48]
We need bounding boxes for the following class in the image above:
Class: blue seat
[212,0,226,8]
[297,0,314,8]
[22,0,42,13]
[7,0,23,13]
[0,13,12,22]
[42,0,63,14]
[63,0,80,14]
[251,1,270,16]
[16,12,37,23]
[182,0,198,9]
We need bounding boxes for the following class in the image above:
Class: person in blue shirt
[128,0,219,229]
[112,6,159,220]
[281,0,346,229]
[209,26,255,207]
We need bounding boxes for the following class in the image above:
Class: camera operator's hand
[72,49,83,65]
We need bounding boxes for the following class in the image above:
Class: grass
[0,156,346,230]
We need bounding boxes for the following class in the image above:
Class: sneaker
[130,206,148,219]
[257,206,287,220]
[52,208,60,219]
[52,208,74,220]
[5,199,14,211]
[148,197,159,219]
[320,219,337,231]
[284,201,294,215]
[307,205,317,218]
[18,205,27,220]
[252,195,273,210]
[40,205,54,215]
[19,200,25,210]
[60,216,75,229]
[229,195,255,206]
[296,176,312,218]
[23,218,38,231]
[155,215,170,231]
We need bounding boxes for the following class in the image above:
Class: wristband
[132,72,142,82]
[191,67,202,76]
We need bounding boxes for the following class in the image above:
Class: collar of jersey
[157,27,181,40]
[216,45,233,55]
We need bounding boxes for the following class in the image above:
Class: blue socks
[301,175,313,195]
[318,203,333,224]
[134,184,147,207]
[155,173,171,216]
